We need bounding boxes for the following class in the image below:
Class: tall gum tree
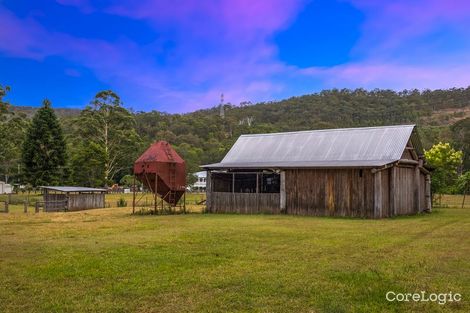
[74,90,142,186]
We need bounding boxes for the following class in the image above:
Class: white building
[0,181,13,194]
[191,171,207,192]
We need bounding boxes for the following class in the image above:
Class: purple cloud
[1,1,470,112]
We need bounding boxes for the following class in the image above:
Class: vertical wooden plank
[280,171,286,214]
[415,164,421,213]
[390,166,397,216]
[374,171,382,218]
[326,172,334,215]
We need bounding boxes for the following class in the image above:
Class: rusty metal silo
[133,141,186,206]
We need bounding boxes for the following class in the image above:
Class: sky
[1,0,470,113]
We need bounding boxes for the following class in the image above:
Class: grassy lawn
[0,197,469,312]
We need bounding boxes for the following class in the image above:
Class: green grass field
[0,195,469,312]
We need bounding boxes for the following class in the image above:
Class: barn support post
[415,160,422,213]
[374,170,383,218]
[389,165,397,216]
[132,174,136,214]
[425,174,432,212]
[206,171,211,213]
[280,171,286,214]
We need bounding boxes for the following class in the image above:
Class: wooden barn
[203,125,431,218]
[41,186,107,212]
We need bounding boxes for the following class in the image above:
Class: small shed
[203,125,431,218]
[41,186,107,212]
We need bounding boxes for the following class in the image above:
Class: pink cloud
[2,1,470,112]
[347,0,470,59]
[300,61,470,91]
[0,2,306,112]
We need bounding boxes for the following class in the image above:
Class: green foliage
[451,117,470,170]
[135,87,470,176]
[70,90,143,186]
[3,85,470,188]
[0,111,29,183]
[21,99,67,186]
[0,84,10,118]
[425,142,463,194]
[457,171,470,194]
[116,197,127,207]
[69,141,106,187]
[119,174,135,187]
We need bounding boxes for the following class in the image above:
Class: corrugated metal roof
[41,186,107,193]
[203,125,420,169]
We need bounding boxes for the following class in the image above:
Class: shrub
[117,197,127,207]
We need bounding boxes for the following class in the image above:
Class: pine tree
[21,99,67,186]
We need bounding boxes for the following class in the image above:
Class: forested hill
[11,105,81,118]
[134,88,470,174]
[5,87,470,183]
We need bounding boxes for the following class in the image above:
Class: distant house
[0,181,13,194]
[203,125,431,218]
[191,171,207,192]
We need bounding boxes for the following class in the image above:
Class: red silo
[134,141,186,205]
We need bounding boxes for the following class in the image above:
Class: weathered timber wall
[44,194,68,212]
[285,169,375,218]
[394,166,418,215]
[68,193,105,211]
[209,192,280,214]
[44,193,105,211]
[207,165,426,218]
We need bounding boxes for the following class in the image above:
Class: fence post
[35,202,39,213]
[5,201,9,213]
[24,201,28,213]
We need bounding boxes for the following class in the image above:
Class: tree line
[0,84,469,198]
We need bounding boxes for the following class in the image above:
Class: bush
[117,197,127,207]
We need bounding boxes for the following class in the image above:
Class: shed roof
[203,125,423,169]
[41,186,107,193]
